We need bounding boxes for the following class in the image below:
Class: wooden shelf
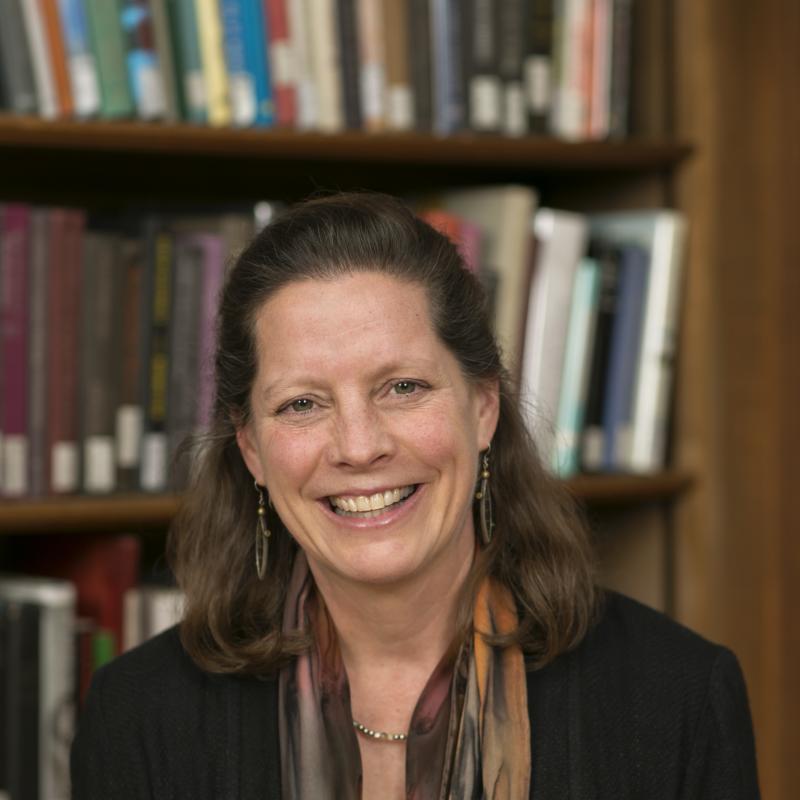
[0,473,692,534]
[0,115,692,171]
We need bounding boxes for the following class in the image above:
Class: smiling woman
[71,193,759,800]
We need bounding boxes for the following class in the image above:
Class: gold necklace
[352,719,408,742]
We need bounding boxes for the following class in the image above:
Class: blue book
[220,0,274,127]
[120,0,167,119]
[600,244,648,470]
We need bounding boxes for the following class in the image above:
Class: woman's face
[237,272,499,591]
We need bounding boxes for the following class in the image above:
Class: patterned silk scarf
[278,552,531,799]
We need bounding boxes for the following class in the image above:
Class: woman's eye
[393,381,418,395]
[284,398,314,413]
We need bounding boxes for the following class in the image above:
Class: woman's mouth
[328,485,417,518]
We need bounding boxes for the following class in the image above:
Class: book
[580,239,621,471]
[56,0,102,117]
[115,234,147,491]
[519,207,588,463]
[80,228,122,493]
[437,185,539,376]
[139,217,175,492]
[589,211,688,472]
[552,255,601,476]
[27,208,51,497]
[20,0,60,118]
[39,0,75,116]
[382,0,412,130]
[85,0,136,117]
[123,585,184,651]
[0,0,39,114]
[47,209,85,494]
[355,0,385,131]
[220,0,275,127]
[0,204,32,498]
[407,0,432,132]
[607,0,632,138]
[167,0,209,122]
[497,0,527,136]
[587,0,611,138]
[464,0,501,133]
[550,0,590,140]
[195,0,232,125]
[335,0,361,129]
[0,576,76,800]
[287,0,316,128]
[597,243,647,470]
[523,0,554,133]
[430,0,465,134]
[265,0,296,127]
[120,0,168,119]
[150,0,182,120]
[306,0,344,131]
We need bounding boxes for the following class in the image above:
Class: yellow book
[194,0,231,126]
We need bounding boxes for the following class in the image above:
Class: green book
[84,0,135,118]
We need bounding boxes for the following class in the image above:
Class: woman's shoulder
[526,590,759,798]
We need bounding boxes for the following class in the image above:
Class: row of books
[0,201,263,499]
[1,534,184,799]
[0,0,633,139]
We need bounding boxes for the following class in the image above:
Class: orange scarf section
[279,553,531,799]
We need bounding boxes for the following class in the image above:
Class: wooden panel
[673,1,800,796]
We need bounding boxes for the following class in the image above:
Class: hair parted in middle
[168,191,598,675]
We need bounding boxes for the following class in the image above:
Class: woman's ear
[235,425,265,486]
[475,379,500,451]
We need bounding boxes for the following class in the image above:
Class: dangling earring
[475,447,494,545]
[254,480,272,580]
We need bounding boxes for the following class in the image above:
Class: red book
[264,0,296,126]
[1,204,32,497]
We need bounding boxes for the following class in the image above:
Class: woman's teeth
[329,486,415,516]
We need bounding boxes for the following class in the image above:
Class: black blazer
[71,592,760,799]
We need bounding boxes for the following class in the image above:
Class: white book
[0,577,77,800]
[551,0,589,139]
[438,185,539,374]
[288,0,317,129]
[20,0,59,118]
[589,210,688,472]
[306,0,344,131]
[519,208,588,463]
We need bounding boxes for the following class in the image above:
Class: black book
[407,0,433,131]
[523,0,554,133]
[335,0,362,129]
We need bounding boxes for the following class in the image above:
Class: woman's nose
[328,401,394,468]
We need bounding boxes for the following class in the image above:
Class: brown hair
[168,192,598,674]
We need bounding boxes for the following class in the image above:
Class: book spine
[20,0,60,118]
[465,0,501,133]
[0,205,31,498]
[264,0,296,127]
[406,0,432,132]
[286,0,316,128]
[220,0,256,125]
[552,256,600,476]
[356,0,385,131]
[587,0,611,138]
[497,0,527,136]
[149,0,182,120]
[47,209,85,494]
[140,221,174,492]
[80,231,120,493]
[196,234,226,430]
[607,0,631,138]
[28,209,51,498]
[195,0,233,125]
[306,0,343,131]
[241,0,274,126]
[39,0,76,116]
[120,0,168,119]
[85,0,136,117]
[601,243,647,470]
[115,237,146,491]
[524,0,554,133]
[335,0,361,129]
[429,0,464,134]
[0,0,39,114]
[382,0,412,130]
[56,0,102,117]
[580,241,620,471]
[167,0,209,122]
